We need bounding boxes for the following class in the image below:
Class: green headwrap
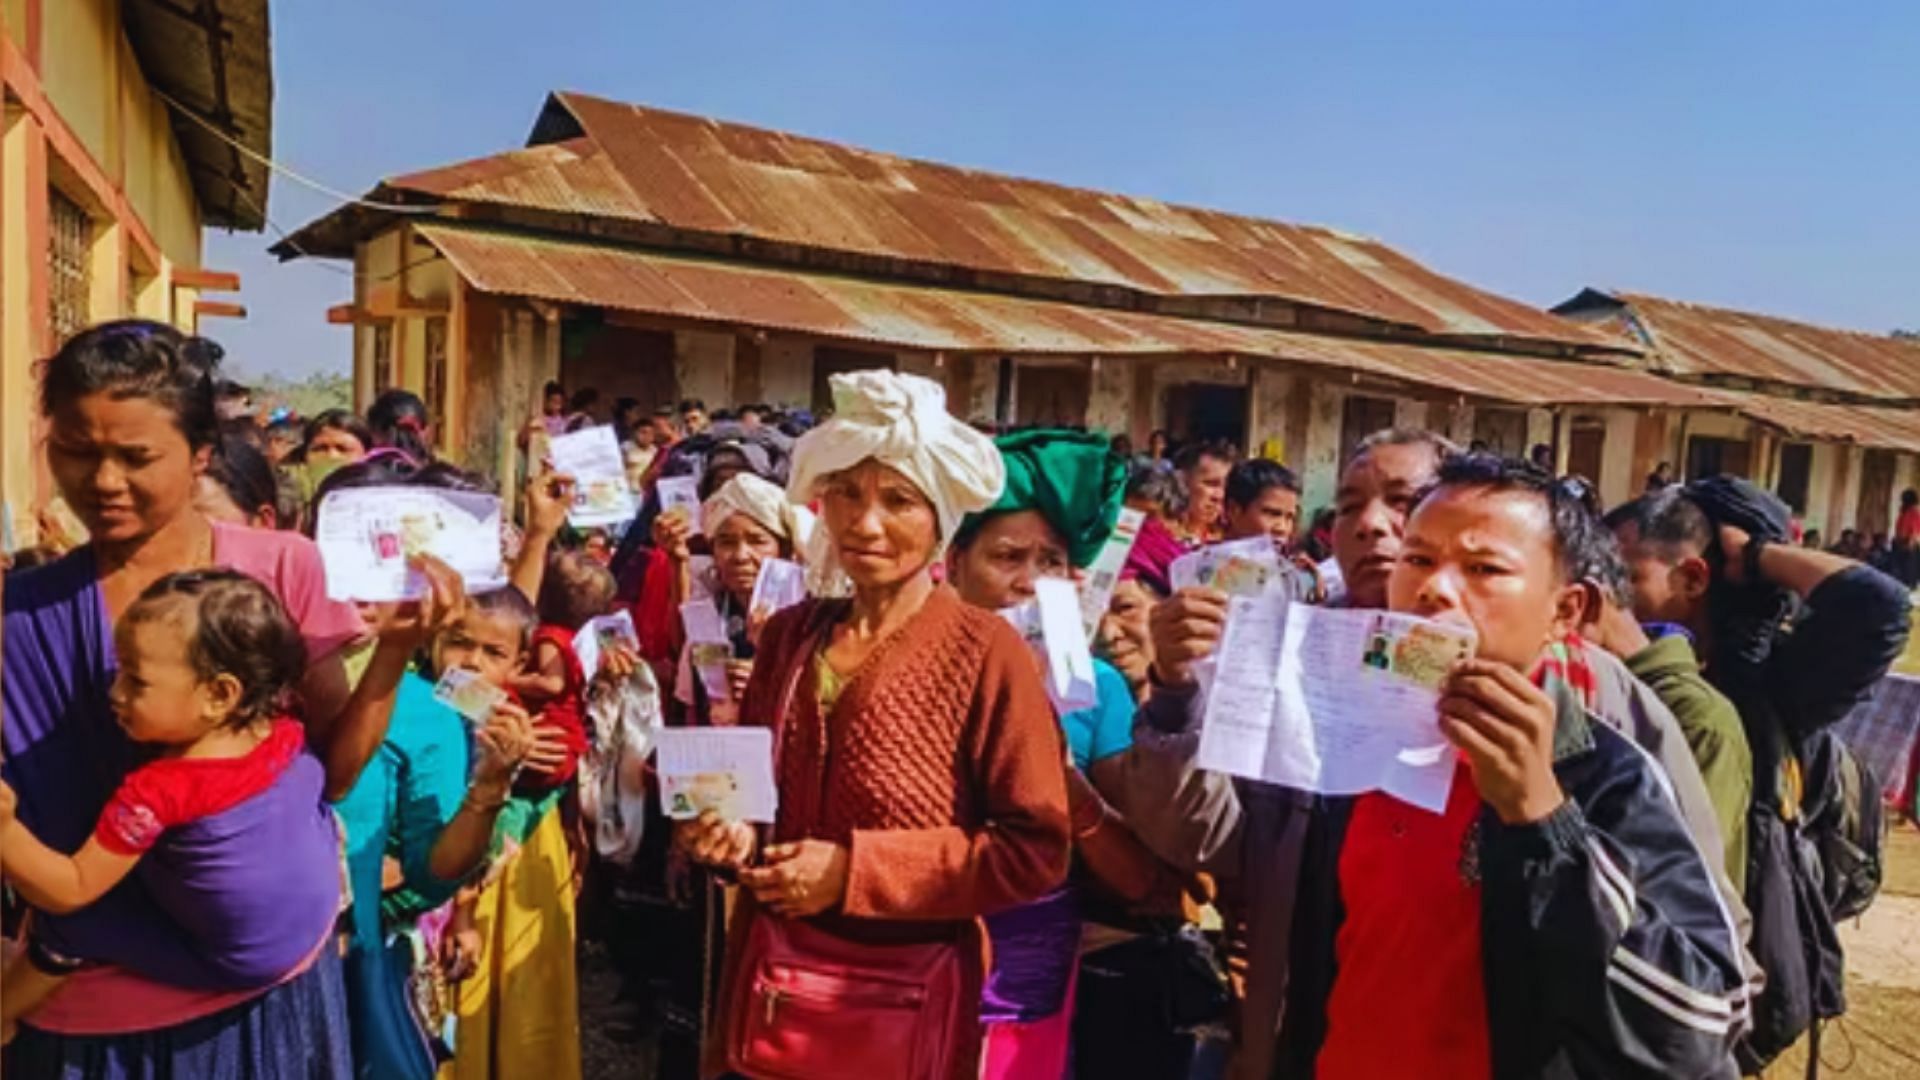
[955,429,1126,568]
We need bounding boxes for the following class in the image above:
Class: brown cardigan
[705,584,1072,1077]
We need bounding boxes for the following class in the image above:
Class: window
[1472,407,1529,457]
[1015,364,1091,429]
[48,189,93,346]
[424,316,449,433]
[1776,443,1812,515]
[1339,395,1398,464]
[372,322,395,393]
[1685,436,1750,481]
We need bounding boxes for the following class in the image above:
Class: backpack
[1799,728,1886,922]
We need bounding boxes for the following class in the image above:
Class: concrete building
[1,0,271,548]
[279,91,1920,525]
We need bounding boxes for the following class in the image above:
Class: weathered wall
[673,328,736,408]
[1087,356,1133,437]
[759,337,813,409]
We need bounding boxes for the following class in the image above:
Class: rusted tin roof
[413,222,1701,410]
[125,0,273,229]
[1718,393,1920,455]
[1557,289,1920,402]
[281,91,1626,354]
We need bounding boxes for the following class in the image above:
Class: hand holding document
[680,599,734,700]
[748,559,808,624]
[656,475,704,535]
[1197,598,1476,813]
[316,486,507,601]
[573,609,640,679]
[432,668,508,725]
[1002,577,1099,713]
[548,425,639,527]
[1078,508,1145,638]
[654,726,778,823]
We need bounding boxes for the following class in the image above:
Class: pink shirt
[213,521,366,663]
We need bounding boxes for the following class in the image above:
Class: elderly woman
[943,430,1190,1078]
[678,371,1071,1080]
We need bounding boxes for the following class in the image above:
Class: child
[513,550,613,797]
[0,569,343,1034]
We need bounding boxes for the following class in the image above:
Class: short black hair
[678,398,707,414]
[543,381,565,400]
[303,408,373,455]
[367,389,433,461]
[1172,439,1235,472]
[40,319,223,449]
[1602,486,1714,556]
[537,549,617,630]
[204,435,279,520]
[1225,459,1300,509]
[469,585,538,649]
[124,568,306,728]
[1426,452,1611,584]
[568,387,600,413]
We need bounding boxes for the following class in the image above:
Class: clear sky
[206,1,1918,381]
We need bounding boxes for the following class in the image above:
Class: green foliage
[248,371,353,419]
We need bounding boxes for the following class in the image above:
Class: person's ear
[1571,580,1605,630]
[202,671,244,724]
[1550,581,1588,640]
[191,442,214,477]
[1674,556,1712,600]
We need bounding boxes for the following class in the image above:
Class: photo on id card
[1358,615,1475,689]
[432,668,507,723]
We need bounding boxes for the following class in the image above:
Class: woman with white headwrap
[677,371,1071,1080]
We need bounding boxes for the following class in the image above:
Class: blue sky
[207,1,1919,381]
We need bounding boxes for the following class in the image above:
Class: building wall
[2,0,212,548]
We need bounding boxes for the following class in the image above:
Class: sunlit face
[582,532,612,566]
[1226,485,1300,554]
[432,609,527,688]
[110,603,231,745]
[305,425,367,465]
[1184,455,1230,526]
[1333,442,1440,609]
[191,475,274,530]
[1611,521,1709,628]
[682,408,709,433]
[819,460,940,590]
[1098,578,1157,692]
[948,510,1070,612]
[712,513,783,604]
[1389,486,1580,669]
[46,393,210,545]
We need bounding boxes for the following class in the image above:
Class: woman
[0,320,430,1077]
[369,388,435,463]
[194,434,282,529]
[628,471,809,1078]
[303,409,372,468]
[1097,515,1181,701]
[945,430,1189,1079]
[678,370,1071,1080]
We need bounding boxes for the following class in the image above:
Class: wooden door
[1015,365,1091,429]
[1857,449,1897,537]
[1567,421,1605,483]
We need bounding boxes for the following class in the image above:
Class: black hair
[1350,426,1462,464]
[652,405,678,419]
[39,319,223,449]
[1903,489,1918,508]
[1601,486,1715,556]
[468,585,538,650]
[367,389,432,461]
[537,548,617,631]
[678,398,707,414]
[1172,439,1235,473]
[124,568,306,729]
[1426,452,1611,584]
[214,378,252,402]
[543,381,565,401]
[1225,459,1300,509]
[204,435,279,522]
[568,387,600,413]
[220,416,268,452]
[711,408,739,422]
[1126,461,1188,517]
[304,409,372,456]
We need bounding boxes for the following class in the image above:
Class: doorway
[1339,395,1397,466]
[1566,419,1605,483]
[1685,436,1750,482]
[1014,365,1091,429]
[1857,449,1896,537]
[1165,384,1249,451]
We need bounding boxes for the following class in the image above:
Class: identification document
[1170,537,1283,597]
[653,726,778,823]
[572,610,640,681]
[1078,507,1146,638]
[432,668,508,725]
[656,475,704,535]
[548,425,639,527]
[680,599,734,700]
[748,558,808,624]
[1197,601,1476,812]
[1002,577,1099,713]
[316,486,507,601]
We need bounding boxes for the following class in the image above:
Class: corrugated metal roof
[290,91,1626,354]
[412,222,1704,410]
[125,0,273,229]
[1719,393,1920,455]
[1578,291,1920,402]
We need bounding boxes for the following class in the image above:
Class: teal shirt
[332,672,472,1080]
[1060,658,1137,769]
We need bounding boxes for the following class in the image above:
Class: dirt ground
[579,828,1920,1080]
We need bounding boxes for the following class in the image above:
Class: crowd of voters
[0,317,1913,1080]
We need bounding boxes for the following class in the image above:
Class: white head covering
[701,472,812,553]
[788,370,1005,585]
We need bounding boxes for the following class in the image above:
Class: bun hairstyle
[39,319,224,449]
[367,389,433,462]
[125,568,307,728]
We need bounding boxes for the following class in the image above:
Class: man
[736,404,766,432]
[1606,480,1909,1067]
[649,405,680,446]
[678,397,710,436]
[1529,442,1556,472]
[1222,459,1301,556]
[1646,460,1674,493]
[1171,441,1233,547]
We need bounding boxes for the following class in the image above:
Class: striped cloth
[1833,673,1920,814]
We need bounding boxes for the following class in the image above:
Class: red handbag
[723,602,972,1079]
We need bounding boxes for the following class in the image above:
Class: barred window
[424,316,449,433]
[372,322,394,393]
[49,189,93,347]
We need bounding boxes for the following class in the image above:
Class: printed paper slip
[432,668,508,725]
[1170,537,1283,598]
[1197,604,1476,812]
[656,476,704,535]
[680,599,734,700]
[316,486,507,601]
[1078,508,1145,639]
[573,610,640,680]
[548,425,639,527]
[654,726,778,824]
[748,559,808,624]
[1001,578,1099,714]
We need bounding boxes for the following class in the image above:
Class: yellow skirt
[447,805,583,1080]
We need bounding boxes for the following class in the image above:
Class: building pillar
[1526,408,1556,462]
[1300,380,1346,517]
[1246,362,1294,462]
[1087,356,1132,439]
[2,107,50,548]
[1598,409,1639,508]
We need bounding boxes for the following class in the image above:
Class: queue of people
[1,317,1911,1080]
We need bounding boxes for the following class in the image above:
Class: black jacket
[1275,681,1748,1080]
